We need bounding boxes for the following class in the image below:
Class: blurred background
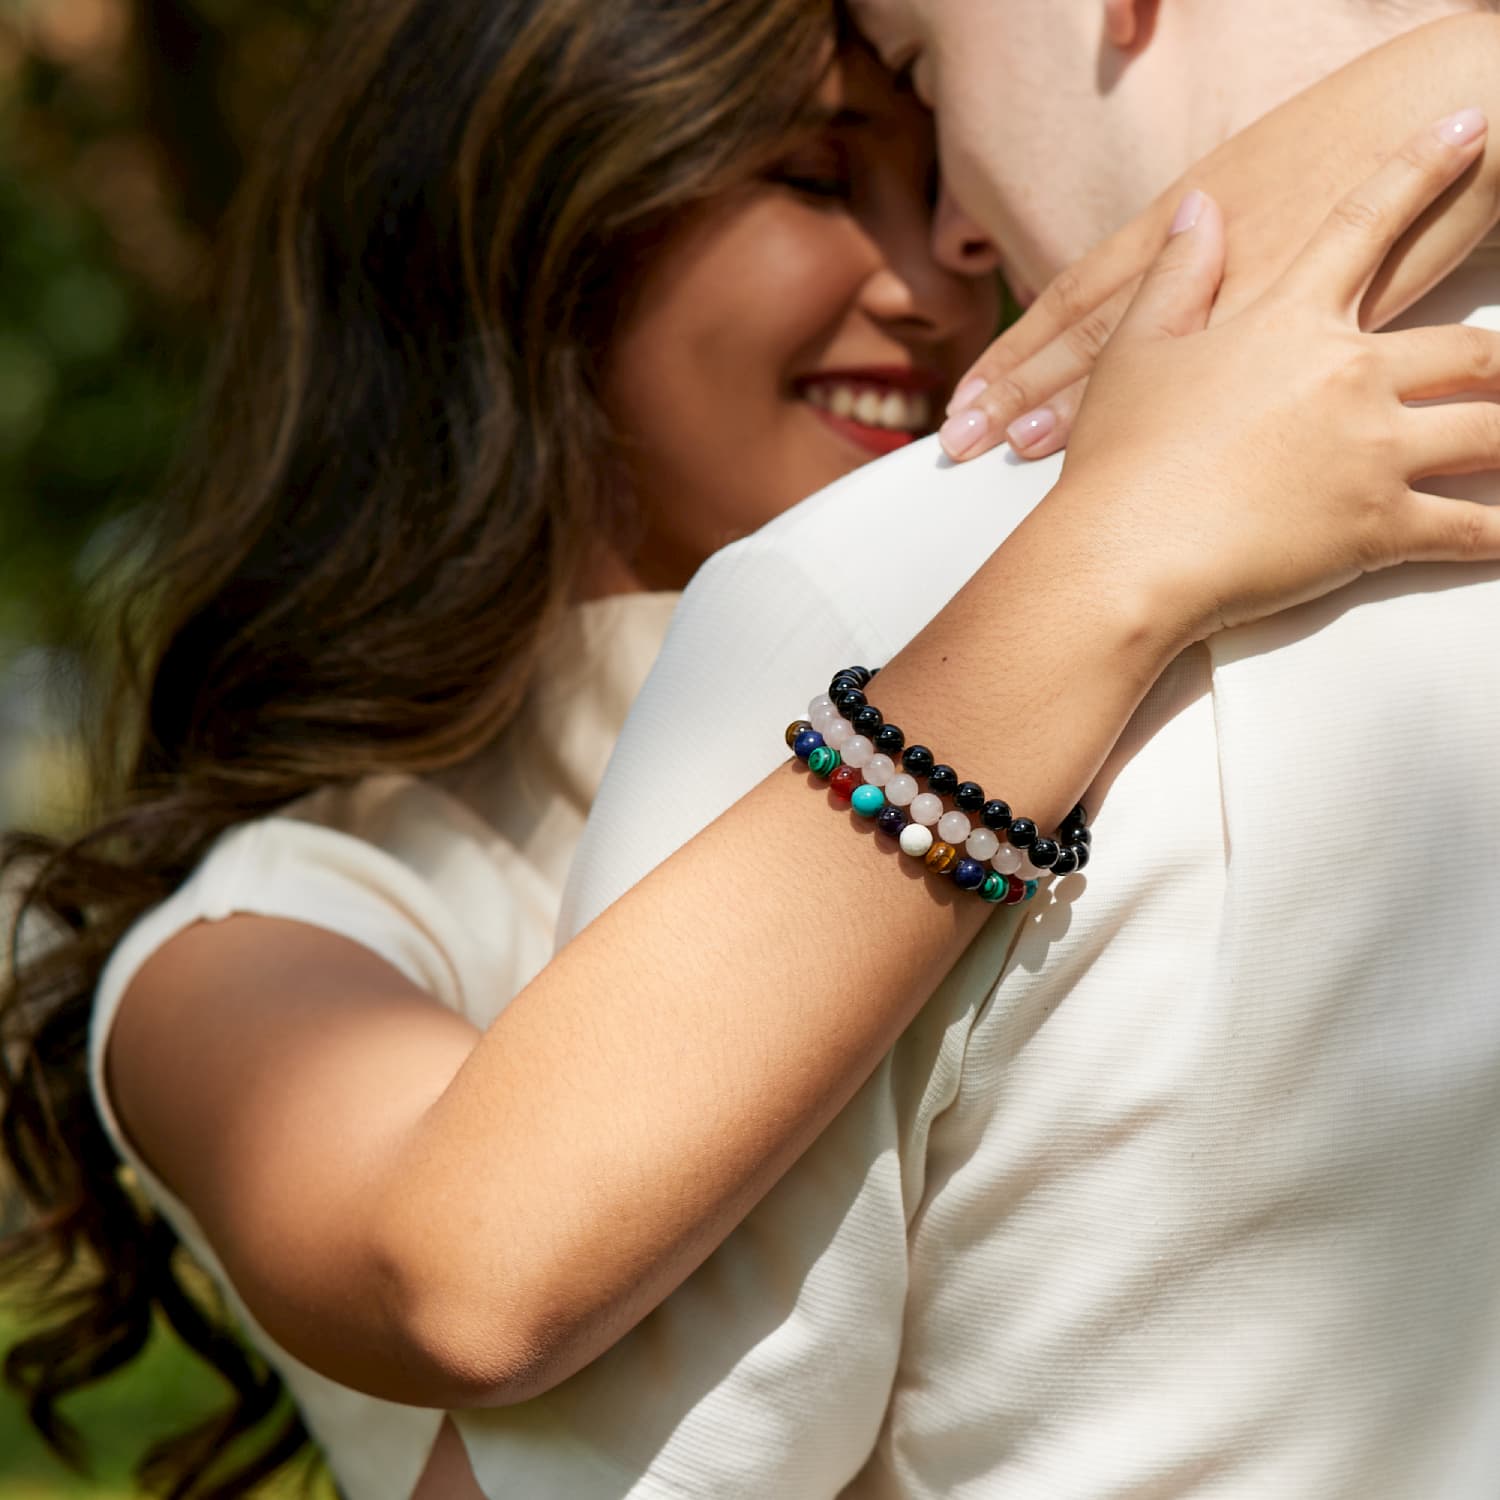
[1,0,331,1491]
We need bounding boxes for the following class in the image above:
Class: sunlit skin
[601,43,998,593]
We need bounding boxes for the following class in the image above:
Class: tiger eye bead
[925,841,960,876]
[786,720,814,749]
[829,765,861,801]
[807,745,841,778]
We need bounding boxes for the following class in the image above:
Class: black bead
[928,765,959,797]
[1051,846,1080,876]
[853,705,884,738]
[1068,803,1088,828]
[874,723,906,756]
[1071,842,1091,870]
[1029,838,1059,869]
[902,745,935,778]
[981,799,1013,830]
[837,689,867,720]
[1007,817,1038,849]
[955,782,986,813]
[1071,826,1093,846]
[847,666,873,687]
[829,671,863,698]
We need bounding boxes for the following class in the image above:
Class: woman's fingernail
[1435,108,1487,147]
[939,407,989,459]
[1169,189,1206,236]
[947,376,989,417]
[1006,405,1056,453]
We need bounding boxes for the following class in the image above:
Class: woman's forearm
[373,502,1180,1406]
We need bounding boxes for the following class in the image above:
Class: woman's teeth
[802,382,932,434]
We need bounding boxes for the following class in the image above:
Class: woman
[0,5,1496,1500]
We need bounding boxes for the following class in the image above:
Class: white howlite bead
[808,693,835,721]
[863,754,896,787]
[842,735,875,768]
[938,811,972,845]
[966,828,1000,862]
[885,774,919,807]
[824,717,853,748]
[910,793,944,827]
[993,845,1023,875]
[900,824,935,859]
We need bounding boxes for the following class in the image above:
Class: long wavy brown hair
[0,0,835,1493]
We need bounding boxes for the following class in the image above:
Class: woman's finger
[1274,109,1489,320]
[1400,399,1500,480]
[943,285,1135,462]
[1005,379,1087,462]
[1383,323,1500,401]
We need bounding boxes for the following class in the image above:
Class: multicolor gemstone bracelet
[785,665,1093,905]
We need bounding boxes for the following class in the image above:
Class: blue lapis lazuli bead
[851,784,887,819]
[952,858,987,891]
[793,729,825,762]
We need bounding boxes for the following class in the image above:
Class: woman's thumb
[1117,190,1226,342]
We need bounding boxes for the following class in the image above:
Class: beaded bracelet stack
[785,665,1092,906]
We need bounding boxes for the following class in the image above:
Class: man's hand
[938,11,1500,463]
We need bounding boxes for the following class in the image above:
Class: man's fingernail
[1435,108,1487,147]
[947,376,989,417]
[1169,189,1206,236]
[1006,405,1056,453]
[939,408,989,459]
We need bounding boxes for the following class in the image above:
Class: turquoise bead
[1024,880,1039,902]
[851,784,886,818]
[807,745,842,779]
[981,872,1008,904]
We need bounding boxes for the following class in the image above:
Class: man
[457,4,1500,1495]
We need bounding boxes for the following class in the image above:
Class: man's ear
[1104,0,1146,49]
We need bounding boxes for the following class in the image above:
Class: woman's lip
[805,404,917,458]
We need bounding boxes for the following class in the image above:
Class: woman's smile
[796,364,941,456]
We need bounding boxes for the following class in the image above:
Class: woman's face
[603,43,998,592]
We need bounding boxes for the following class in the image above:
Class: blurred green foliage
[2,3,339,1490]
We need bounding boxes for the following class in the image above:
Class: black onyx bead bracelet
[784,665,1093,904]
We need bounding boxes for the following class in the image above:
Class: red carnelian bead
[829,765,862,801]
[1003,875,1027,906]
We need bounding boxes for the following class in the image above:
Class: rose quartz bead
[808,693,835,721]
[1016,855,1046,883]
[811,705,842,734]
[910,792,944,827]
[966,827,1000,862]
[992,845,1023,876]
[885,774,919,807]
[900,823,935,859]
[863,754,896,787]
[842,735,875,769]
[823,717,853,748]
[938,811,972,846]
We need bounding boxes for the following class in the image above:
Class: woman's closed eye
[769,141,854,203]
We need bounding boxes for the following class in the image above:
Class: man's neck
[1182,1,1492,157]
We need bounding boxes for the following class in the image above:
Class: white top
[86,591,681,1500]
[459,252,1500,1498]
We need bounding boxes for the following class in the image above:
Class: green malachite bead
[786,719,814,748]
[981,872,1008,904]
[807,745,842,779]
[851,785,886,818]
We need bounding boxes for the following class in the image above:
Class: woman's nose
[930,182,1004,277]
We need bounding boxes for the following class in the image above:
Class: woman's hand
[940,11,1500,463]
[1020,112,1500,647]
